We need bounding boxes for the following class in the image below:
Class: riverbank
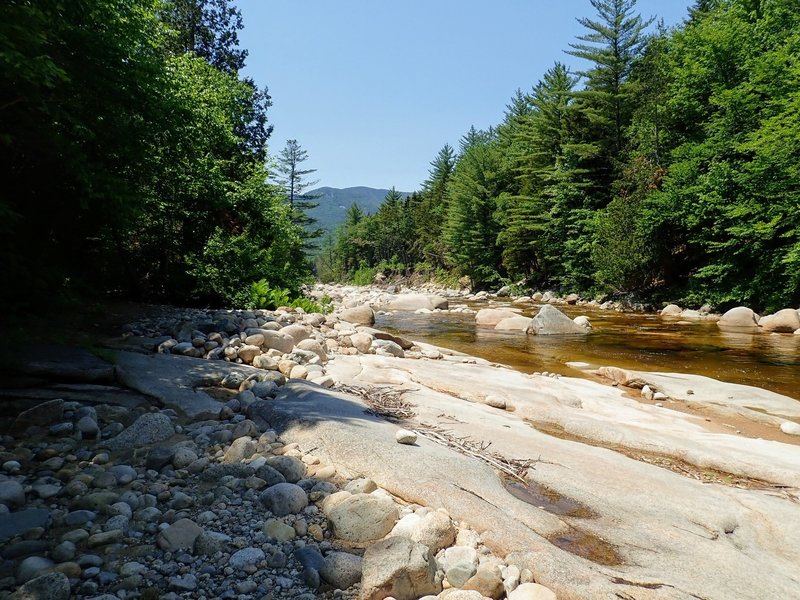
[1,289,799,599]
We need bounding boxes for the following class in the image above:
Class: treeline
[1,0,310,310]
[323,0,800,311]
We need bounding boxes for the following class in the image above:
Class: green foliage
[0,0,310,312]
[352,264,377,286]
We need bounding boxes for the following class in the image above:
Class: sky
[237,0,694,192]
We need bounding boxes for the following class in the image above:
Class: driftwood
[336,383,536,482]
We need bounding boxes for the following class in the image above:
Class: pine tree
[567,0,653,192]
[413,144,456,267]
[272,139,323,250]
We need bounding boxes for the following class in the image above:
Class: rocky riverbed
[1,285,799,600]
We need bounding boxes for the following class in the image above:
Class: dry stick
[336,383,535,483]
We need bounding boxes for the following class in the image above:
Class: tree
[444,134,505,288]
[272,139,324,250]
[161,0,247,74]
[568,0,653,193]
[412,144,457,267]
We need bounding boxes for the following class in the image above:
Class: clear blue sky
[237,0,694,192]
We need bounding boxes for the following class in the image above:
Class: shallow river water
[375,302,800,401]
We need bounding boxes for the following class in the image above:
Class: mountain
[306,186,411,236]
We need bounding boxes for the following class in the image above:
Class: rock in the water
[326,492,398,544]
[475,308,520,326]
[260,483,309,516]
[759,308,800,333]
[319,551,363,590]
[385,294,448,312]
[526,305,587,335]
[395,429,418,445]
[717,306,759,329]
[106,412,174,449]
[494,316,533,332]
[359,536,441,600]
[572,315,592,329]
[340,305,376,326]
[0,509,51,541]
[660,304,682,317]
[9,571,70,600]
[157,518,203,552]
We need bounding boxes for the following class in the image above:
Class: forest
[321,0,800,312]
[2,0,799,314]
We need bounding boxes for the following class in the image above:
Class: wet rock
[360,536,441,600]
[476,308,520,326]
[759,309,800,333]
[76,416,100,439]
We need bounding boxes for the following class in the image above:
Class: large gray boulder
[526,305,587,335]
[359,536,441,600]
[717,306,759,329]
[10,572,70,600]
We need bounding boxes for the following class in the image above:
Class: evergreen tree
[413,144,457,267]
[568,0,653,196]
[272,139,324,250]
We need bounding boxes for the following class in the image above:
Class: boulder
[386,294,448,311]
[373,339,405,358]
[390,510,455,553]
[340,305,376,326]
[106,412,173,450]
[258,330,296,354]
[350,332,374,353]
[280,324,313,345]
[476,308,520,326]
[573,315,592,329]
[565,293,579,304]
[12,399,65,431]
[326,492,398,544]
[759,309,800,333]
[526,305,587,335]
[660,304,683,317]
[359,537,441,600]
[320,551,363,590]
[259,483,308,516]
[494,317,533,332]
[508,583,557,600]
[296,338,328,362]
[9,572,70,600]
[157,518,203,552]
[718,306,759,329]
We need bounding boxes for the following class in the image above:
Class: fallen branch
[336,383,536,482]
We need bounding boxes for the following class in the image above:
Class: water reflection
[375,304,800,401]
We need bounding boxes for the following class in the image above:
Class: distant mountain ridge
[307,186,411,235]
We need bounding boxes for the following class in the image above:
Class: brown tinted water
[375,303,800,401]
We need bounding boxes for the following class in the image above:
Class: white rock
[396,429,418,445]
[780,422,800,436]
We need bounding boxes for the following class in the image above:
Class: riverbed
[376,302,800,401]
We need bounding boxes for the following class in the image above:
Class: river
[376,301,800,401]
